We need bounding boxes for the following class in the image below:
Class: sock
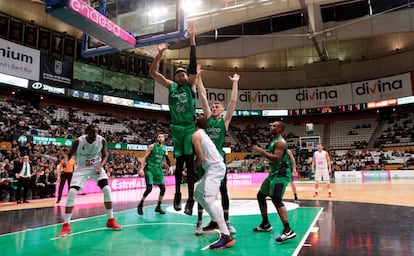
[64,213,72,223]
[157,201,161,207]
[283,221,290,232]
[294,193,298,200]
[107,208,114,219]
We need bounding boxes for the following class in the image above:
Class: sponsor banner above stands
[40,52,73,87]
[0,72,29,88]
[154,72,413,110]
[29,80,66,95]
[73,61,103,83]
[351,73,412,104]
[103,95,133,107]
[32,136,73,147]
[0,38,40,81]
[68,89,103,102]
[298,84,353,109]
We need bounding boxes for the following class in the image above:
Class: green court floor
[0,200,322,256]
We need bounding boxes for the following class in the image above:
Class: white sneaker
[194,222,203,235]
[226,221,236,234]
[276,229,296,243]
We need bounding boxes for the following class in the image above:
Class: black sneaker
[137,204,143,215]
[173,193,181,211]
[253,223,273,232]
[209,234,236,250]
[275,229,296,243]
[184,199,194,216]
[203,221,219,231]
[155,205,165,214]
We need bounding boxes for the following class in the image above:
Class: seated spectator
[43,167,57,198]
[0,164,13,202]
[31,170,46,199]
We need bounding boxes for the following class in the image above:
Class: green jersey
[206,116,226,157]
[168,82,196,125]
[147,143,166,169]
[267,135,292,180]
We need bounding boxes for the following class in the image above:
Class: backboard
[81,0,187,57]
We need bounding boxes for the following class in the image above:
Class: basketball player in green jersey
[252,121,296,243]
[137,133,172,215]
[149,22,197,215]
[194,65,240,235]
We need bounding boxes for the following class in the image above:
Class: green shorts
[259,175,290,197]
[170,123,195,158]
[146,165,165,185]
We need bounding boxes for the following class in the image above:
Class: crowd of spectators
[1,96,414,202]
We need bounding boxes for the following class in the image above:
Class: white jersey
[197,129,223,169]
[75,135,104,168]
[314,150,328,170]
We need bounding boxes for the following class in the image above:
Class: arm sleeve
[188,46,197,74]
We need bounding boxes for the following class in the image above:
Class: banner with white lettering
[40,52,73,87]
[0,38,40,81]
[351,73,412,104]
[29,80,66,95]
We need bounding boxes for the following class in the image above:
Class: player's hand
[252,145,262,154]
[158,43,169,53]
[187,21,196,38]
[139,169,144,177]
[229,73,240,82]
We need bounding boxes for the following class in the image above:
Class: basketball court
[1,181,414,255]
[0,198,321,256]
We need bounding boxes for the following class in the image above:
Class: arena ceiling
[1,0,414,84]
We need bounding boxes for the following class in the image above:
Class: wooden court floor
[1,181,414,255]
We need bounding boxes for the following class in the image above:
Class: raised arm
[196,65,211,118]
[223,73,240,129]
[149,43,173,88]
[187,22,197,93]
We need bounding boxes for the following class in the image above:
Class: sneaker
[253,223,273,232]
[226,221,236,234]
[209,234,236,250]
[184,199,194,216]
[155,205,165,214]
[275,229,296,243]
[58,223,71,237]
[194,222,203,235]
[106,218,122,230]
[173,193,182,211]
[328,192,332,198]
[313,191,318,198]
[203,221,219,232]
[137,204,143,215]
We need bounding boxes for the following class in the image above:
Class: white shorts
[315,168,330,183]
[195,162,225,198]
[70,166,108,189]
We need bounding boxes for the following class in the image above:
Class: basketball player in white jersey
[192,115,235,250]
[58,124,121,237]
[311,144,332,198]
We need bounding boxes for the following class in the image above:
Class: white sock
[107,208,114,219]
[64,213,72,223]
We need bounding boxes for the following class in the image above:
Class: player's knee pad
[97,179,108,189]
[271,196,284,209]
[101,185,112,202]
[66,188,78,207]
[159,185,166,196]
[143,185,153,196]
[257,192,267,206]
